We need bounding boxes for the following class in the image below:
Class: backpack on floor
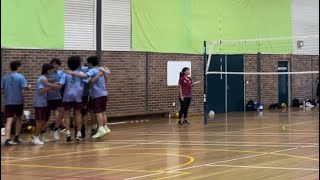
[269,103,280,109]
[292,98,302,107]
[246,100,255,111]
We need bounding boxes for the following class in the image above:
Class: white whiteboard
[167,61,191,86]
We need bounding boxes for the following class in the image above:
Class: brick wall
[244,54,319,106]
[291,55,319,101]
[101,51,146,114]
[1,49,318,116]
[244,55,258,103]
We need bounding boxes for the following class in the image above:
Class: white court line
[1,140,164,164]
[126,146,314,179]
[108,122,128,125]
[217,125,282,135]
[218,121,317,135]
[206,165,319,171]
[89,141,319,148]
[1,144,136,163]
[117,132,319,135]
[170,147,303,172]
[1,157,22,159]
[128,134,317,137]
[106,139,318,145]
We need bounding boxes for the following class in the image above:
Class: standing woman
[178,67,192,125]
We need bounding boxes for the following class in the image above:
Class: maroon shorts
[47,99,62,111]
[62,102,83,111]
[90,96,108,113]
[5,105,24,118]
[35,107,49,121]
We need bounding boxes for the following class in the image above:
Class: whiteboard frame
[167,61,192,86]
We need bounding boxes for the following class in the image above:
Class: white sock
[104,125,108,129]
[77,131,81,137]
[92,124,98,129]
[66,130,71,135]
[98,126,104,131]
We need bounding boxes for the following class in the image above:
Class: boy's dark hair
[87,56,99,66]
[50,58,61,66]
[68,56,81,70]
[41,64,54,75]
[10,61,21,71]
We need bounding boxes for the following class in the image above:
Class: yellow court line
[18,152,195,172]
[139,153,195,171]
[1,153,195,174]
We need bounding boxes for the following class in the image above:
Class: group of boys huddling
[1,56,110,145]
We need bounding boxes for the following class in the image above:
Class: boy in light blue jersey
[58,56,89,142]
[77,79,89,138]
[32,64,57,145]
[47,58,64,140]
[1,61,29,145]
[80,65,96,136]
[66,56,110,139]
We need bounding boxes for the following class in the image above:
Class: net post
[257,52,261,103]
[203,41,208,125]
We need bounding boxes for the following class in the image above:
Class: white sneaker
[40,134,49,142]
[4,140,17,146]
[92,128,107,139]
[32,137,44,145]
[76,131,82,142]
[104,126,111,134]
[53,130,60,140]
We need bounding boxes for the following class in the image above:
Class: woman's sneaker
[4,139,17,146]
[183,120,190,124]
[32,136,44,145]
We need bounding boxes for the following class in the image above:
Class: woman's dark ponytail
[179,71,184,78]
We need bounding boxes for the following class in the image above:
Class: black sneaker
[81,125,86,139]
[177,120,183,125]
[66,134,72,142]
[13,136,22,144]
[183,120,190,124]
[74,127,78,138]
[91,128,98,137]
[5,139,17,146]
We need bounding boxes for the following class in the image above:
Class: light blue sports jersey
[85,67,110,99]
[47,70,63,100]
[1,72,28,105]
[59,70,88,102]
[33,75,48,107]
[81,66,89,73]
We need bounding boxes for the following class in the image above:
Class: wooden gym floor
[1,108,319,180]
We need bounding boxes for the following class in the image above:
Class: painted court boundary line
[125,146,318,180]
[206,165,319,171]
[1,141,163,164]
